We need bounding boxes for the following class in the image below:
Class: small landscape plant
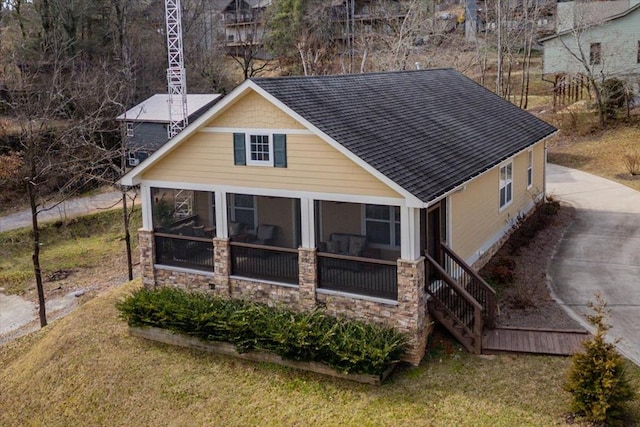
[565,294,635,424]
[117,287,407,375]
[623,150,640,176]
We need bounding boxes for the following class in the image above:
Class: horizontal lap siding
[451,143,544,262]
[143,133,400,199]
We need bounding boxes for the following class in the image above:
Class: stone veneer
[139,229,431,365]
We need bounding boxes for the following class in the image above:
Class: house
[120,70,556,364]
[540,0,640,102]
[116,94,221,167]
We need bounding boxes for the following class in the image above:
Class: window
[249,134,270,163]
[527,150,533,188]
[230,194,256,231]
[365,205,400,247]
[499,162,513,209]
[590,42,601,65]
[126,122,134,137]
[233,133,287,167]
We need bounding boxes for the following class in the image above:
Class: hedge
[117,287,407,376]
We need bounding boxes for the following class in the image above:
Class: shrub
[565,294,635,424]
[117,287,407,375]
[623,150,640,176]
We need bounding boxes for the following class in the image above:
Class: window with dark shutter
[273,134,287,168]
[233,133,246,165]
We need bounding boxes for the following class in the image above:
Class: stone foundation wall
[138,229,156,288]
[228,278,300,306]
[140,227,430,365]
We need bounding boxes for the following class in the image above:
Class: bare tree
[0,52,126,326]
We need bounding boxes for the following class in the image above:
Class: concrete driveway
[547,163,640,365]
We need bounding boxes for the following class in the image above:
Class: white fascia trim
[140,179,406,207]
[247,81,424,208]
[120,83,256,187]
[200,127,313,135]
[426,131,559,208]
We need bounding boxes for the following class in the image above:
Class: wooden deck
[482,327,590,356]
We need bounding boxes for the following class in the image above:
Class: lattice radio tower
[165,0,188,138]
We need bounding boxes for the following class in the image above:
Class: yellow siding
[451,143,544,262]
[210,91,305,129]
[143,131,400,198]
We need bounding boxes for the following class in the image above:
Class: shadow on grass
[547,152,593,169]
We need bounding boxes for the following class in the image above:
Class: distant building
[116,94,221,167]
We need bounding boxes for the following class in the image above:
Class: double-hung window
[527,150,533,188]
[248,134,271,165]
[499,162,513,210]
[364,205,400,248]
[230,194,257,231]
[126,122,134,137]
[590,42,601,65]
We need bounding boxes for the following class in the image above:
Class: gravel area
[482,204,583,331]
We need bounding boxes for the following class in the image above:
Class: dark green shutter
[273,134,287,168]
[233,133,246,165]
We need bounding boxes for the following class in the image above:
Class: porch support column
[138,229,156,288]
[400,206,421,260]
[299,197,315,248]
[140,184,153,230]
[213,237,231,296]
[298,197,317,308]
[215,191,228,238]
[396,257,431,365]
[298,247,317,310]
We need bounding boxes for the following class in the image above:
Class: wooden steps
[482,327,590,356]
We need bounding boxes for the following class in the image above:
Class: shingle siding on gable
[252,69,556,203]
[211,90,305,129]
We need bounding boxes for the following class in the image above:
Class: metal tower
[165,0,188,138]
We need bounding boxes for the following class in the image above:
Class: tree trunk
[26,178,47,328]
[122,191,133,281]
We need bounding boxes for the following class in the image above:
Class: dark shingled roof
[252,69,556,203]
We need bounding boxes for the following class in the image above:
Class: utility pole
[165,0,188,138]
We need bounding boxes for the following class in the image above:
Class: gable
[140,89,401,199]
[211,90,305,130]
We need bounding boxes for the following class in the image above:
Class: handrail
[154,232,213,243]
[317,251,397,266]
[230,241,298,254]
[440,243,497,329]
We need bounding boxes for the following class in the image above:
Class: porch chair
[253,224,276,246]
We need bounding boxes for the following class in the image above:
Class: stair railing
[440,243,497,329]
[425,253,483,354]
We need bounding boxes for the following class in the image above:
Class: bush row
[117,287,407,375]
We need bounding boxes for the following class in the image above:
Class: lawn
[0,208,141,296]
[547,122,640,192]
[3,280,638,426]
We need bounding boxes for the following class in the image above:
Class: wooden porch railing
[425,253,484,354]
[439,243,496,329]
[230,242,299,285]
[317,252,397,300]
[155,233,214,272]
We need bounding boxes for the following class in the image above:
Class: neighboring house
[116,94,221,167]
[540,0,640,98]
[222,0,271,56]
[120,70,556,364]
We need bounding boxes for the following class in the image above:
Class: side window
[230,194,257,231]
[499,162,513,210]
[364,204,400,248]
[126,122,134,137]
[590,42,601,65]
[527,150,533,188]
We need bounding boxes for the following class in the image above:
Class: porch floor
[482,327,590,356]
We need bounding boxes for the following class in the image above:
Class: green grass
[2,280,638,426]
[0,207,141,295]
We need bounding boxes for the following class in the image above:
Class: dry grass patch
[2,281,638,426]
[548,124,640,191]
